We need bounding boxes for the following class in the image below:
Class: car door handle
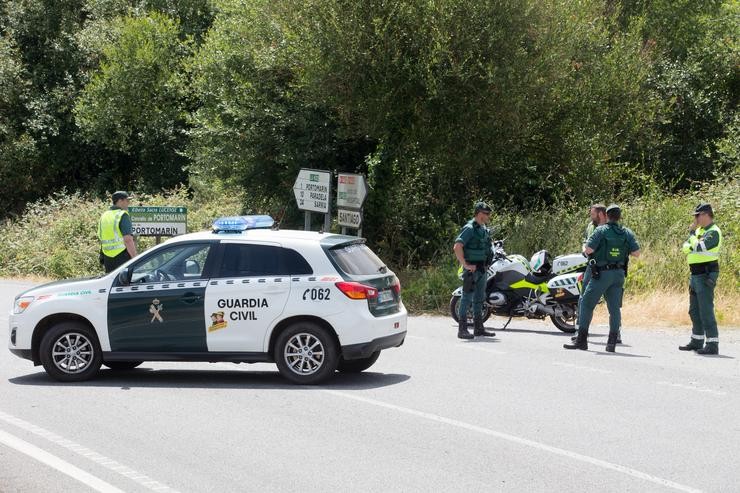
[181,292,202,304]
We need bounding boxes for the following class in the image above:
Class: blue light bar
[212,215,274,233]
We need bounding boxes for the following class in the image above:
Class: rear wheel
[39,322,102,382]
[550,312,577,333]
[103,361,143,371]
[449,296,491,325]
[338,351,380,373]
[275,322,339,385]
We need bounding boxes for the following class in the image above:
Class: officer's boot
[473,317,495,337]
[697,342,718,355]
[457,319,473,340]
[678,339,704,351]
[563,331,587,350]
[605,331,618,353]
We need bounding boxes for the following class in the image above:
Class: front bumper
[9,348,32,361]
[341,331,406,360]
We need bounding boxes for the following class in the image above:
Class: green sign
[128,206,187,237]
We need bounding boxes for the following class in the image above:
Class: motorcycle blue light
[212,215,274,233]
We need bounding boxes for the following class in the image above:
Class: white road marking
[553,361,613,375]
[0,428,125,493]
[656,381,727,397]
[0,410,179,493]
[322,389,701,493]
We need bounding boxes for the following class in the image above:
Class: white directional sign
[337,173,368,209]
[337,209,362,228]
[293,169,331,213]
[129,206,187,237]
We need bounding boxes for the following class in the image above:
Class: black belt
[690,261,719,275]
[599,263,624,271]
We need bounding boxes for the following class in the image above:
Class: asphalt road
[1,280,739,493]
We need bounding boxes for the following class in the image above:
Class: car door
[107,242,215,352]
[204,241,306,352]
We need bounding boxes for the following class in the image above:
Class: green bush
[0,188,243,279]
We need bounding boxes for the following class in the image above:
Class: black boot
[564,331,587,350]
[605,331,618,353]
[697,343,718,355]
[473,317,495,337]
[457,319,473,340]
[679,340,703,351]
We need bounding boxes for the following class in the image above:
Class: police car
[8,216,407,384]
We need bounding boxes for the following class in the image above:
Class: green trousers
[459,268,487,322]
[689,271,719,346]
[576,266,621,338]
[577,269,624,338]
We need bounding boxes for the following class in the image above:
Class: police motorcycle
[449,241,588,332]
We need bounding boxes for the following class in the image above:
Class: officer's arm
[584,229,602,256]
[453,242,473,271]
[697,230,719,252]
[124,235,137,258]
[629,232,640,257]
[630,249,641,258]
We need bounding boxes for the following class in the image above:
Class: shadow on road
[594,351,651,358]
[8,368,411,391]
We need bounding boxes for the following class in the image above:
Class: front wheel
[338,351,380,373]
[449,296,491,325]
[275,322,339,385]
[39,322,102,382]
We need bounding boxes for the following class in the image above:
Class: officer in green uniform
[565,205,640,352]
[573,204,607,342]
[679,203,722,355]
[98,191,137,273]
[453,201,495,340]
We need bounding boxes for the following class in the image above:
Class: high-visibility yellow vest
[98,209,128,258]
[683,224,722,265]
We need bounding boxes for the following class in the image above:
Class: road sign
[129,206,187,237]
[293,169,331,213]
[337,173,368,210]
[337,209,362,228]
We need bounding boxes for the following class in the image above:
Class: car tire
[338,351,380,373]
[39,322,102,382]
[274,322,339,385]
[103,361,143,371]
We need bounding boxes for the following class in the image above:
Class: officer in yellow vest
[679,203,722,355]
[98,191,137,273]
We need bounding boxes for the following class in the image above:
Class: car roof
[162,228,363,247]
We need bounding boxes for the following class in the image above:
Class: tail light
[335,282,378,300]
[390,275,401,295]
[577,273,584,283]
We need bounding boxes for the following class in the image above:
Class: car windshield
[328,243,386,276]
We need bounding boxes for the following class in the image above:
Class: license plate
[378,289,394,303]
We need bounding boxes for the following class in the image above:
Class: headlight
[13,296,34,314]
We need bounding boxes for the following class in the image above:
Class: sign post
[337,173,368,236]
[293,169,331,231]
[128,206,187,244]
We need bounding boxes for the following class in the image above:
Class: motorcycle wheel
[449,296,491,325]
[550,313,576,333]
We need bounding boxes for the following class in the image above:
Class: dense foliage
[0,0,737,266]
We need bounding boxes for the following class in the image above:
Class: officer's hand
[465,264,477,272]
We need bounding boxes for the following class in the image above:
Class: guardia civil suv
[8,216,407,384]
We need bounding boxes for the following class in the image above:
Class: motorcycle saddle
[524,272,551,285]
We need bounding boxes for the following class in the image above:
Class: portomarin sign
[128,206,187,237]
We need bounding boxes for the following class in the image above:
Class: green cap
[111,191,131,204]
[474,201,492,214]
[692,203,712,216]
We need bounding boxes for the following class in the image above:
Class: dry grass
[590,291,740,329]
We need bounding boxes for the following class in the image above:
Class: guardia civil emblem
[149,299,164,323]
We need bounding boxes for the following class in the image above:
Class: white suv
[8,216,407,384]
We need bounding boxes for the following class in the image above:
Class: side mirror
[117,267,131,286]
